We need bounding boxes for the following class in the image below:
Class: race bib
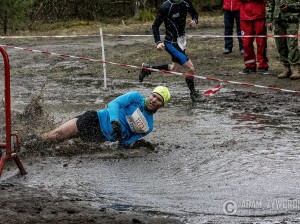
[126,108,149,133]
[177,36,186,51]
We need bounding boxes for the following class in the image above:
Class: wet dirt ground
[0,18,300,223]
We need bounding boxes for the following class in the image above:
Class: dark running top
[152,0,198,44]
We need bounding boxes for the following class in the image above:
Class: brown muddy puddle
[0,72,299,224]
[0,35,300,224]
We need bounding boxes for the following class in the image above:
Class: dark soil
[0,181,182,224]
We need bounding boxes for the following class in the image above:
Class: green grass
[138,9,155,22]
[11,13,224,36]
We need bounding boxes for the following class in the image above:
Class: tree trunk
[74,4,79,19]
[4,10,8,35]
[198,1,203,12]
[134,0,139,17]
[154,0,158,10]
[29,3,44,30]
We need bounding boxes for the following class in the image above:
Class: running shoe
[223,49,232,54]
[239,67,256,74]
[139,63,151,82]
[22,133,52,149]
[190,91,203,102]
[257,68,269,75]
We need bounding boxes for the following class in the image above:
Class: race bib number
[126,108,149,133]
[177,36,186,51]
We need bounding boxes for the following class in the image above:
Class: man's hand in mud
[156,42,165,51]
[130,139,155,150]
[111,121,122,144]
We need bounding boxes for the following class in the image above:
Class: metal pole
[100,28,107,89]
[0,156,7,176]
[0,46,12,156]
[12,153,26,175]
[0,46,26,177]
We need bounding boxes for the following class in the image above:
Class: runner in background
[266,0,300,80]
[223,0,244,55]
[238,0,269,75]
[139,0,203,102]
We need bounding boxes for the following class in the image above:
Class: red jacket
[239,0,266,20]
[223,0,240,11]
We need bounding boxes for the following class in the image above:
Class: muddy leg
[42,118,79,141]
[181,60,197,93]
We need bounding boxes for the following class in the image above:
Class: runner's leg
[42,118,79,141]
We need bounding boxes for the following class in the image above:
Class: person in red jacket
[238,0,269,74]
[223,0,244,55]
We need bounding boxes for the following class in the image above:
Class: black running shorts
[76,110,107,142]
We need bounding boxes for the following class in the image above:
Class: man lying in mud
[25,86,170,150]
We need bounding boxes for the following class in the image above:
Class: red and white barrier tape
[0,35,99,39]
[1,44,299,95]
[203,84,223,96]
[0,34,299,39]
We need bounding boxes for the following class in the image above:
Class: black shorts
[76,110,107,142]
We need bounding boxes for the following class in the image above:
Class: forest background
[0,0,222,35]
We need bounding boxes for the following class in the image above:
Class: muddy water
[1,36,300,224]
[2,76,300,223]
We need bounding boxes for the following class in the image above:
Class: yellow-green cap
[153,86,171,106]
